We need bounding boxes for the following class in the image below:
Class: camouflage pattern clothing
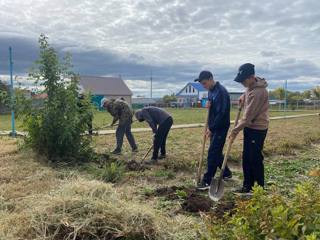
[106,98,137,152]
[106,99,133,126]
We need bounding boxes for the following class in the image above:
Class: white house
[176,82,208,107]
[176,82,244,107]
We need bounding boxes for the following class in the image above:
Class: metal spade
[209,106,242,201]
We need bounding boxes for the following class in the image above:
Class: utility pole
[284,79,288,112]
[9,47,16,137]
[150,70,153,99]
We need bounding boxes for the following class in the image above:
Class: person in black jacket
[135,107,173,164]
[195,71,232,190]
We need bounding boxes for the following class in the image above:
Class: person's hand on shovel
[228,129,238,143]
[206,129,212,139]
[238,94,245,108]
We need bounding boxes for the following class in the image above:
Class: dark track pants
[153,117,173,159]
[203,128,232,184]
[115,120,137,151]
[242,127,268,189]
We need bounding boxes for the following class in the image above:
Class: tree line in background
[269,87,320,102]
[161,86,320,106]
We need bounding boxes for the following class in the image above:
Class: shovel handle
[141,144,153,164]
[234,106,242,127]
[218,107,242,184]
[196,103,211,184]
[95,119,138,131]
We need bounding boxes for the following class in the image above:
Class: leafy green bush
[23,34,94,162]
[206,180,320,240]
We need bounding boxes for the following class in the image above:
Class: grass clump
[100,162,125,183]
[81,161,125,183]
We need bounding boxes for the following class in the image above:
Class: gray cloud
[0,0,319,96]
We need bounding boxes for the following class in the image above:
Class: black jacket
[135,107,171,133]
[208,82,230,131]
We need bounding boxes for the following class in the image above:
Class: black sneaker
[111,148,122,155]
[145,158,158,165]
[196,180,210,191]
[132,147,138,153]
[158,154,166,160]
[233,186,253,194]
[223,171,232,180]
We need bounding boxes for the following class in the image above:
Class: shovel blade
[209,179,225,202]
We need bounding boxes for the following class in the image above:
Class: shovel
[95,119,138,131]
[140,144,153,164]
[196,103,211,185]
[92,123,119,132]
[209,106,242,201]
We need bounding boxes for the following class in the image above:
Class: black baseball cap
[194,71,213,82]
[234,63,255,83]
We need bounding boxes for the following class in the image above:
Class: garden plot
[0,115,320,239]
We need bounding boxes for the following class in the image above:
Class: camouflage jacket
[106,99,133,126]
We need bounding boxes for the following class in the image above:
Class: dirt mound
[182,192,213,212]
[126,160,148,171]
[153,186,213,212]
[211,201,236,218]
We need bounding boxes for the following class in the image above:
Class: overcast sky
[0,0,319,96]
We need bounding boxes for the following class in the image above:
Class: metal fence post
[9,47,16,137]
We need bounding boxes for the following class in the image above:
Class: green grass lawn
[0,108,318,131]
[0,115,320,239]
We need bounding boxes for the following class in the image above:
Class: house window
[185,87,187,93]
[193,88,195,93]
[189,85,191,93]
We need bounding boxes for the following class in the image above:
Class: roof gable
[80,76,132,96]
[176,82,207,96]
[189,82,207,92]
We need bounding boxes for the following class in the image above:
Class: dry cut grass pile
[0,137,202,240]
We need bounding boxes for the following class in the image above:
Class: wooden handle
[196,104,210,184]
[234,106,242,127]
[141,145,153,164]
[218,107,242,184]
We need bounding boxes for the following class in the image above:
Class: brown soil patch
[153,185,213,212]
[126,160,148,171]
[182,192,213,212]
[210,201,236,218]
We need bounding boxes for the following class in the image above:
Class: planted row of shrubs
[205,179,320,240]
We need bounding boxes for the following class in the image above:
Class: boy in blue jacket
[195,71,232,190]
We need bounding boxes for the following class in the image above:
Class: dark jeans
[242,127,268,189]
[203,128,232,184]
[153,117,173,159]
[115,120,137,151]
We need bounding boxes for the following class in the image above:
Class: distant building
[176,82,208,107]
[229,92,243,104]
[132,98,158,109]
[79,76,133,108]
[176,82,243,107]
